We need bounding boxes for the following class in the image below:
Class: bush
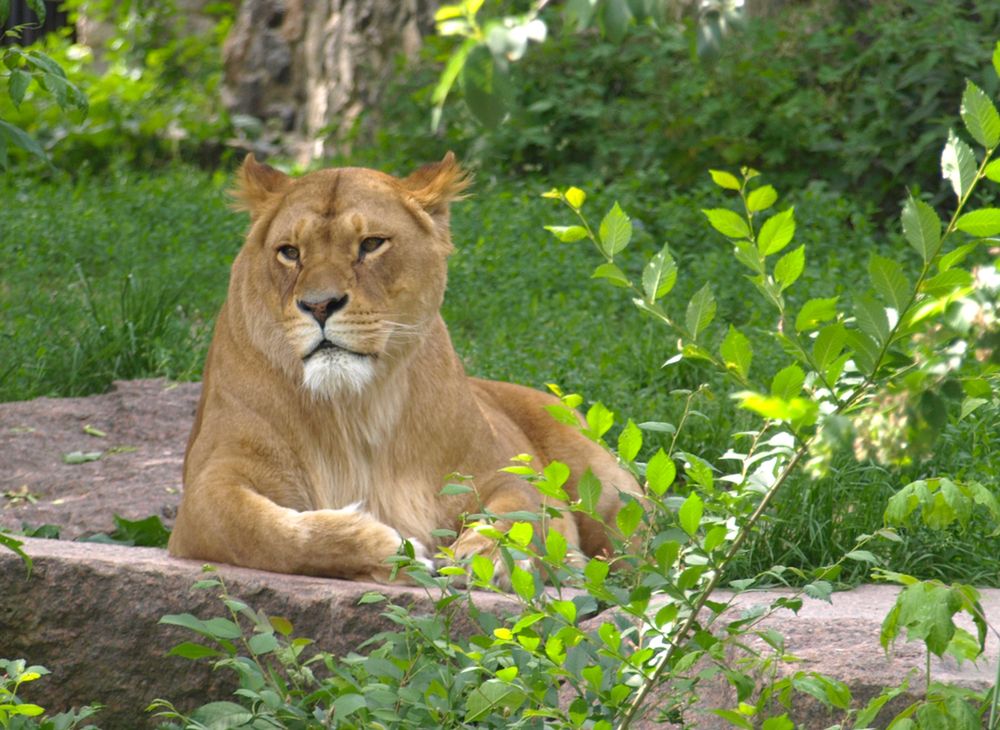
[0,1,234,171]
[420,0,1000,214]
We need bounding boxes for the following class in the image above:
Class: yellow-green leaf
[956,208,1000,237]
[757,207,796,255]
[709,168,741,190]
[703,208,750,239]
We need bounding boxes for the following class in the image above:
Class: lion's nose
[298,294,349,325]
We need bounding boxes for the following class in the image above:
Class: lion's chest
[302,441,442,546]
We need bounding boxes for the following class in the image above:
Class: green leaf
[901,195,941,264]
[732,240,765,274]
[795,296,839,332]
[702,208,750,239]
[0,531,32,577]
[62,450,103,464]
[720,325,752,379]
[440,482,473,496]
[681,452,714,490]
[771,364,805,400]
[757,207,796,255]
[882,582,962,657]
[685,283,716,340]
[544,225,588,242]
[845,550,879,564]
[995,39,1000,79]
[645,448,676,496]
[813,323,848,370]
[615,499,643,538]
[592,262,630,287]
[248,632,279,655]
[577,469,602,513]
[642,243,678,302]
[941,129,977,200]
[585,556,609,586]
[0,119,46,161]
[804,580,833,602]
[461,44,513,129]
[0,0,10,25]
[333,694,368,719]
[773,244,804,291]
[985,159,1000,183]
[545,528,567,564]
[471,553,494,584]
[939,242,979,273]
[25,0,44,23]
[854,296,890,346]
[955,208,1000,237]
[678,492,703,536]
[868,254,910,311]
[601,0,632,43]
[846,330,879,374]
[507,521,533,548]
[465,679,527,722]
[585,402,615,440]
[565,187,586,209]
[709,169,741,190]
[8,69,30,108]
[617,419,642,462]
[598,202,632,257]
[746,184,778,212]
[510,565,536,601]
[6,703,44,718]
[761,715,794,730]
[960,80,1000,149]
[921,268,973,298]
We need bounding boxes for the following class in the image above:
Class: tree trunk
[222,0,436,163]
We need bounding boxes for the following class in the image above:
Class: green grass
[1,165,244,399]
[2,163,997,586]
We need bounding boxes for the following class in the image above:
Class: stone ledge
[0,537,517,729]
[667,584,1000,729]
[2,538,997,729]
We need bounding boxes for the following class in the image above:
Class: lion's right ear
[231,154,291,220]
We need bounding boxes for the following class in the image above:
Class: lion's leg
[169,482,430,583]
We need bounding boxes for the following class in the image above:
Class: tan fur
[168,153,641,583]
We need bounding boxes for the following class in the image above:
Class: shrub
[0,1,234,171]
[420,0,1000,215]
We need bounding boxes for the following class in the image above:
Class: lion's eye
[277,245,299,262]
[359,237,387,259]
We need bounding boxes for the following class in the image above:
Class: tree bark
[222,0,436,163]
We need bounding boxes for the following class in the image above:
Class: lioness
[168,153,641,583]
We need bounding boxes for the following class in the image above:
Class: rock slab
[0,379,196,539]
[3,539,997,730]
[0,537,518,729]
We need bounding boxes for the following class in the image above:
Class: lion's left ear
[402,152,471,223]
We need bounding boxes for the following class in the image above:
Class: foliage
[0,0,233,170]
[0,659,100,730]
[79,514,171,547]
[152,43,1000,730]
[420,0,1000,215]
[0,0,87,167]
[428,0,743,130]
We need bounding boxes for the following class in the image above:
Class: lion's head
[226,153,470,397]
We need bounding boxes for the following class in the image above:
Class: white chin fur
[302,350,375,397]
